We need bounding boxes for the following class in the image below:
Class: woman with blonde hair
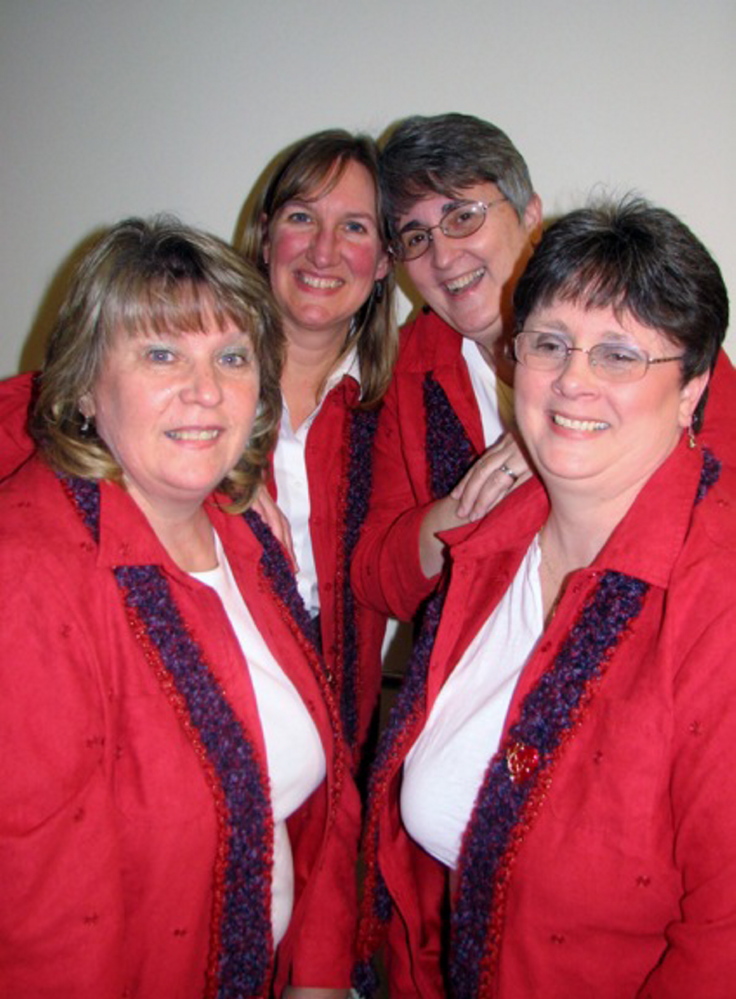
[0,216,359,999]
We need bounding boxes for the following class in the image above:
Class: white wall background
[2,0,734,377]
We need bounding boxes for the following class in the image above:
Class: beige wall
[2,0,734,376]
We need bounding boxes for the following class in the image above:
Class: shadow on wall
[17,227,111,375]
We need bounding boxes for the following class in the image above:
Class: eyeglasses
[393,197,508,261]
[513,330,684,383]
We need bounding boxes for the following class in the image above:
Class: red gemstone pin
[506,741,540,784]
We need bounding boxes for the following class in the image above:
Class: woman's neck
[538,487,637,623]
[282,323,350,430]
[127,486,217,572]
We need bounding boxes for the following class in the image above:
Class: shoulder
[0,458,95,588]
[701,350,736,471]
[0,370,37,481]
[679,459,736,577]
[395,309,463,374]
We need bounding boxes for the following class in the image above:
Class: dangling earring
[373,278,384,303]
[80,413,93,437]
[687,423,697,449]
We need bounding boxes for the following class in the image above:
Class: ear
[78,391,95,419]
[677,370,710,429]
[375,246,390,281]
[260,212,271,265]
[522,193,543,240]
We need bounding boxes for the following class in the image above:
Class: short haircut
[513,195,729,429]
[380,112,535,236]
[31,215,283,510]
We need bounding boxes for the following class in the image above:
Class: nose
[308,224,339,267]
[428,228,457,270]
[552,347,598,395]
[180,360,224,407]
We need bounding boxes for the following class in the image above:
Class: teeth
[553,414,609,432]
[445,268,484,293]
[166,429,220,441]
[299,273,343,289]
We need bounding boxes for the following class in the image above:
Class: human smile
[444,267,485,295]
[297,271,344,290]
[165,428,222,441]
[552,414,610,432]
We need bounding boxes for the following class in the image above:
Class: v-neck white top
[401,536,543,869]
[191,533,326,943]
[272,347,360,617]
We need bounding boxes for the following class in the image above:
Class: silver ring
[499,463,519,483]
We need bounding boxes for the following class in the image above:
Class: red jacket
[352,309,736,622]
[268,374,387,757]
[0,456,360,998]
[358,438,736,997]
[0,370,386,758]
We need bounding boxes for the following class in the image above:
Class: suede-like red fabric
[0,457,360,998]
[369,439,736,997]
[352,309,736,623]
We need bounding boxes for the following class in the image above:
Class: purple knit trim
[64,477,274,999]
[244,508,323,657]
[696,446,720,503]
[450,570,649,998]
[424,373,477,499]
[339,406,380,750]
[354,588,446,994]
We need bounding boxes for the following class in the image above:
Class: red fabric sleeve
[351,373,439,621]
[0,371,36,480]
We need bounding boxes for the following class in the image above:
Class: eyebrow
[529,321,636,344]
[281,199,377,223]
[398,198,473,233]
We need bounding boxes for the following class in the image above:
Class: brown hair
[239,129,397,407]
[31,214,284,510]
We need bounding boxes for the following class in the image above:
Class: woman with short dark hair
[356,197,736,999]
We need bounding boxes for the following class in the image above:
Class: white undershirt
[461,337,515,446]
[401,536,543,869]
[272,347,360,616]
[190,533,326,944]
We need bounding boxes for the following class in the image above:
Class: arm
[0,371,36,481]
[283,762,361,992]
[250,483,297,568]
[0,548,124,998]
[351,374,443,621]
[418,433,531,578]
[637,604,736,996]
[353,376,530,613]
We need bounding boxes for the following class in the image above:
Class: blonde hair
[31,215,284,511]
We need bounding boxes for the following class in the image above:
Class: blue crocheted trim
[696,446,721,503]
[450,571,649,998]
[423,373,477,499]
[244,507,322,655]
[340,406,380,750]
[354,589,446,992]
[64,477,274,998]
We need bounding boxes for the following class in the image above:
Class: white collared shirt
[273,347,361,616]
[191,533,326,944]
[401,535,543,869]
[461,337,515,445]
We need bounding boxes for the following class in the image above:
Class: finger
[454,454,518,517]
[465,463,533,520]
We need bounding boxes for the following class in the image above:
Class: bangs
[105,277,249,341]
[391,172,485,223]
[272,154,350,214]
